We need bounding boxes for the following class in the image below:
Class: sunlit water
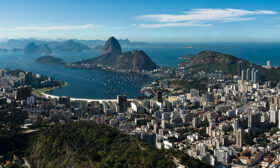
[0,43,279,99]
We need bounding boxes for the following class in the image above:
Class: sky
[0,0,280,42]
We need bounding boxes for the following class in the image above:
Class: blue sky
[0,0,280,42]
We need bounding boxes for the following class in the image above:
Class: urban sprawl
[1,60,280,168]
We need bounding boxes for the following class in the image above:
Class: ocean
[0,42,279,99]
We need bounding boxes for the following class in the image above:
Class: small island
[36,56,65,65]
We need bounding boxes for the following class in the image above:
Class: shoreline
[41,92,123,103]
[33,67,155,102]
[32,81,68,96]
[65,63,160,76]
[37,82,135,103]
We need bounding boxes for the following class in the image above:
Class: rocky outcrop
[102,36,122,55]
[76,37,158,71]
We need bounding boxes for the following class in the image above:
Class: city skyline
[0,0,280,42]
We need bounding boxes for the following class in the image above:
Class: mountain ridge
[180,50,258,73]
[23,42,52,55]
[73,37,158,71]
[180,50,280,83]
[53,40,90,52]
[25,121,176,168]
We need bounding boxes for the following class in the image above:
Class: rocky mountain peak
[102,36,122,55]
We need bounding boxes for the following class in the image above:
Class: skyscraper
[253,70,259,83]
[246,68,251,81]
[156,91,163,103]
[251,68,255,82]
[237,61,243,76]
[248,113,261,128]
[236,129,244,148]
[270,110,278,124]
[117,95,127,112]
[16,86,32,100]
[241,70,245,80]
[233,118,241,130]
[25,72,32,85]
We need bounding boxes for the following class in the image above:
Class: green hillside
[36,56,65,65]
[25,122,175,168]
[1,121,212,168]
[180,50,280,83]
[78,50,158,71]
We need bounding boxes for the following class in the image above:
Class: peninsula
[66,37,158,72]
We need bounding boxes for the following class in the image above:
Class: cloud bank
[135,8,276,28]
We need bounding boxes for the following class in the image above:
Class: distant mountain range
[53,40,90,52]
[73,37,158,71]
[22,40,91,54]
[75,38,150,48]
[23,42,52,55]
[0,38,150,51]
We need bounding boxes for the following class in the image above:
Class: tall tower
[236,129,244,148]
[25,72,32,85]
[156,91,163,103]
[241,70,245,80]
[117,95,127,112]
[253,70,259,83]
[251,68,255,82]
[270,110,278,123]
[237,61,243,77]
[246,68,251,81]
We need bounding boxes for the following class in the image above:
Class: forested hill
[1,121,212,168]
[180,50,280,83]
[26,122,175,168]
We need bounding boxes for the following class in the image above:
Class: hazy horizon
[0,0,280,42]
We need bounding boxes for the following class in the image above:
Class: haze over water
[0,42,279,99]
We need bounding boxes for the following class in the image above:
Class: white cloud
[1,24,103,31]
[135,8,276,28]
[137,21,212,28]
[138,8,276,22]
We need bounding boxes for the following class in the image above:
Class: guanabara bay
[1,1,280,168]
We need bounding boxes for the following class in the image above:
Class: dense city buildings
[1,58,280,167]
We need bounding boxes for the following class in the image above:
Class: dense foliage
[259,67,280,84]
[170,79,207,93]
[0,130,32,159]
[0,121,213,168]
[25,121,176,168]
[0,104,28,130]
[181,50,280,84]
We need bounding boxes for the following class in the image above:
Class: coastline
[32,82,68,96]
[41,92,123,103]
[65,64,158,76]
[36,82,135,103]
